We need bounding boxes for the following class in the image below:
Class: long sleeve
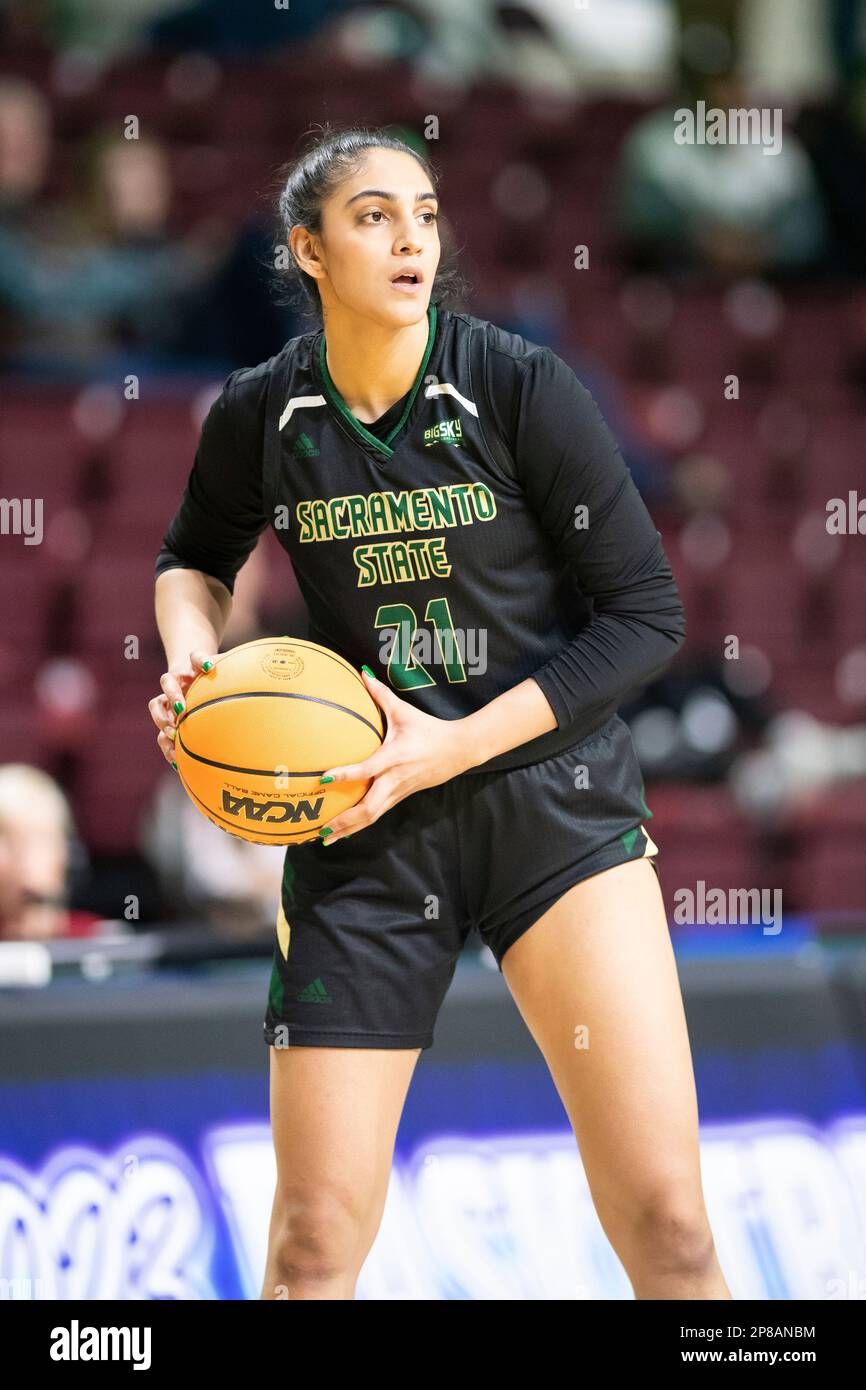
[155,366,270,595]
[487,344,686,730]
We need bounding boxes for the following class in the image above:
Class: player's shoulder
[446,306,551,368]
[445,307,567,409]
[445,308,575,421]
[222,327,319,405]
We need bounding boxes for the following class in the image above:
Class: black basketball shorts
[263,712,659,1051]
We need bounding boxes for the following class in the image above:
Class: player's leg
[260,1043,422,1300]
[259,780,465,1300]
[500,857,731,1299]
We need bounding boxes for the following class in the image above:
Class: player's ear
[290,225,325,282]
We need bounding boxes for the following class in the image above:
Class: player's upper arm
[508,346,676,607]
[154,369,270,596]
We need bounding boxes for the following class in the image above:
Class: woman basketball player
[150,126,731,1301]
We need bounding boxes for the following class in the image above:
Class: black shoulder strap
[261,347,292,524]
[468,321,519,484]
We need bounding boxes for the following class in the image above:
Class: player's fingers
[159,670,188,718]
[157,730,178,767]
[321,779,395,842]
[150,692,179,754]
[150,691,179,758]
[148,692,174,732]
[359,665,401,719]
[319,748,390,785]
[189,650,217,675]
[165,651,217,718]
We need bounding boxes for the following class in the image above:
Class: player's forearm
[455,677,558,772]
[155,567,232,668]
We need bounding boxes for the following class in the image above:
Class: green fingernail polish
[361,664,374,678]
[173,700,184,714]
[319,827,332,839]
[171,761,177,770]
[202,660,213,672]
[319,774,334,785]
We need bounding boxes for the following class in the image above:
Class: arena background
[1,0,866,1302]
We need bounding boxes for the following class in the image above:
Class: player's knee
[269,1186,366,1283]
[611,1188,715,1277]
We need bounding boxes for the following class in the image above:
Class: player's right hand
[148,650,218,767]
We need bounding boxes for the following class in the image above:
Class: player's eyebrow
[345,188,439,207]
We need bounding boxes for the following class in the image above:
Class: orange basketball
[174,638,384,845]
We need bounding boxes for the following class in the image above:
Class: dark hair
[269,123,470,324]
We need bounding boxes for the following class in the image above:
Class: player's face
[317,147,440,328]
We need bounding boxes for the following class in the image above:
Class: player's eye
[359,208,438,224]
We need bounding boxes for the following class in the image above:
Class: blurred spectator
[730,709,866,823]
[0,75,63,361]
[0,2,58,61]
[65,130,230,365]
[621,646,774,784]
[174,213,303,367]
[0,75,52,219]
[0,97,298,374]
[830,0,866,78]
[671,451,734,515]
[0,764,105,941]
[796,55,866,277]
[147,0,352,55]
[141,780,285,937]
[615,73,830,279]
[0,118,232,375]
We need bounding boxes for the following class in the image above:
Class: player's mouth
[389,267,424,294]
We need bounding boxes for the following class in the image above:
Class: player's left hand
[315,666,472,844]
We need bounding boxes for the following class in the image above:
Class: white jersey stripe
[279,394,327,431]
[424,382,478,416]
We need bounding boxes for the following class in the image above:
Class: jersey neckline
[313,302,440,459]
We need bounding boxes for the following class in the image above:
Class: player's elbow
[668,594,687,652]
[652,591,687,665]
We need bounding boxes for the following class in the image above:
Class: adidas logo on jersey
[296,977,333,1004]
[424,416,463,447]
[292,432,320,458]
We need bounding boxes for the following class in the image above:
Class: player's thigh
[268,1043,422,1222]
[501,859,703,1224]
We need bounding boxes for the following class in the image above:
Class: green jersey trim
[316,302,438,458]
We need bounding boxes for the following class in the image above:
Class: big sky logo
[424,416,463,446]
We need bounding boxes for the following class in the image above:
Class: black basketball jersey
[156,302,686,775]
